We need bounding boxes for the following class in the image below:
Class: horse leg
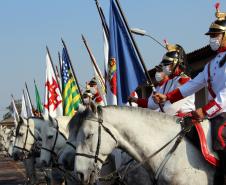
[24,157,37,185]
[51,168,65,185]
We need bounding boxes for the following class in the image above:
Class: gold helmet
[161,40,186,70]
[205,3,226,36]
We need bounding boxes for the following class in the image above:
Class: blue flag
[108,0,146,105]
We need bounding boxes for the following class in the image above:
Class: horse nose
[76,172,84,182]
[13,152,20,161]
[62,158,74,171]
[41,160,48,167]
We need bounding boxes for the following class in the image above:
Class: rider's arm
[166,70,206,103]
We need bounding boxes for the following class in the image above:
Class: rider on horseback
[153,3,226,184]
[129,42,195,115]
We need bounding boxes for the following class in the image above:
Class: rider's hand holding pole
[152,93,167,104]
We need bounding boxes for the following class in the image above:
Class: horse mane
[103,105,178,123]
[67,108,96,133]
[27,116,44,121]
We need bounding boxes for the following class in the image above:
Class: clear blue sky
[0,0,224,119]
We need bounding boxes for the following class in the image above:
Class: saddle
[184,118,219,167]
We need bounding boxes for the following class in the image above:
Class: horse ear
[90,101,97,114]
[48,116,58,128]
[77,104,86,113]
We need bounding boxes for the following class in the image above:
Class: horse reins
[41,120,67,158]
[14,119,38,155]
[74,108,118,166]
[74,107,193,184]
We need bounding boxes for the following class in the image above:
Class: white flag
[21,93,28,118]
[43,52,63,118]
[11,95,19,126]
[24,88,34,117]
[103,28,117,105]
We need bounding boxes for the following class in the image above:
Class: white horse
[73,106,215,185]
[12,117,52,185]
[58,109,152,185]
[39,116,80,185]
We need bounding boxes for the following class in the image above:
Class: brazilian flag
[61,48,81,116]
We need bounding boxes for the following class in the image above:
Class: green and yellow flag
[61,48,81,116]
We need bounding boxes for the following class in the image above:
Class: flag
[34,80,43,113]
[24,85,34,117]
[11,95,19,125]
[92,65,107,105]
[61,47,81,116]
[109,0,146,105]
[103,28,117,105]
[44,50,63,118]
[21,91,28,118]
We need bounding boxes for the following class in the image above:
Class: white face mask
[90,86,97,94]
[209,37,221,51]
[155,72,164,82]
[84,98,90,105]
[162,65,172,75]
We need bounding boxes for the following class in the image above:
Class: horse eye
[86,134,94,140]
[18,133,24,137]
[48,135,53,139]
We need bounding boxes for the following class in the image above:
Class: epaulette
[179,72,188,78]
[178,73,190,85]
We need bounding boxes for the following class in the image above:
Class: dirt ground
[0,155,26,185]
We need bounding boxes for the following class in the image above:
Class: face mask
[209,37,221,51]
[155,72,164,82]
[162,65,172,75]
[90,87,97,94]
[84,98,90,105]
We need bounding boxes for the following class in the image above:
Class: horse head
[39,116,69,167]
[74,106,118,184]
[13,116,35,160]
[58,104,97,171]
[58,114,78,171]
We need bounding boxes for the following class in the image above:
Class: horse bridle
[14,118,37,154]
[74,107,194,185]
[74,107,118,166]
[41,120,67,157]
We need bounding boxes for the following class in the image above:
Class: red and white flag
[43,51,63,118]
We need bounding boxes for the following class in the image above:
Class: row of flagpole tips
[10,0,148,120]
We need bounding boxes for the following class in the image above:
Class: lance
[61,38,84,105]
[58,52,62,78]
[11,94,19,120]
[46,46,62,95]
[81,34,105,87]
[22,89,29,117]
[94,0,109,40]
[25,82,34,111]
[113,0,164,112]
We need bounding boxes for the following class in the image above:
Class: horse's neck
[54,130,67,154]
[56,116,70,139]
[104,107,180,162]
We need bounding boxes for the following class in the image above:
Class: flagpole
[81,34,105,86]
[58,52,62,79]
[95,0,109,40]
[25,82,34,111]
[113,0,164,112]
[61,38,84,105]
[46,46,62,95]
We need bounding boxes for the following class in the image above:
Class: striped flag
[61,47,81,116]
